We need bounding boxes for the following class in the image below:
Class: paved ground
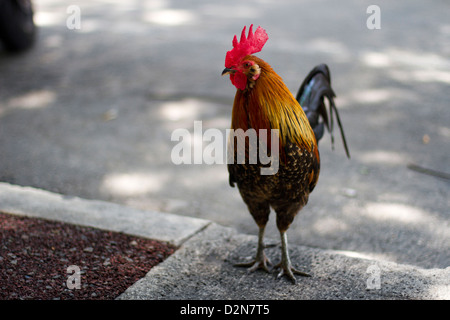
[1,182,448,300]
[0,0,449,283]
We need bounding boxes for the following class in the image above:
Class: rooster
[222,25,350,284]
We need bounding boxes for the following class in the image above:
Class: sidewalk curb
[0,182,210,247]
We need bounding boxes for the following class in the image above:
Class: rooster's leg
[275,231,311,284]
[235,226,272,273]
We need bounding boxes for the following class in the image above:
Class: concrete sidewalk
[1,182,448,300]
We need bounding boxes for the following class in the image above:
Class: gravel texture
[0,212,175,300]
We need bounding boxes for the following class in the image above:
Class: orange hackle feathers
[230,55,318,161]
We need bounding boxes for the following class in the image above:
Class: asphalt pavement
[0,0,449,299]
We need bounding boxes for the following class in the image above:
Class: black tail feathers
[296,64,350,158]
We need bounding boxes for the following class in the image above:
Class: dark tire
[0,0,36,53]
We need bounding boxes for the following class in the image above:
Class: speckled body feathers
[227,56,320,232]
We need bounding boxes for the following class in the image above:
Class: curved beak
[221,68,236,76]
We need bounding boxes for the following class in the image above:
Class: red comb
[225,25,269,68]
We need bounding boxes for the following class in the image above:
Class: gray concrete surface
[1,182,448,300]
[0,0,449,291]
[118,223,449,300]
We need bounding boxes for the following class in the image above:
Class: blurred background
[0,0,449,269]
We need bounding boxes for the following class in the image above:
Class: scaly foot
[235,226,272,273]
[274,261,311,284]
[276,231,311,284]
[235,251,272,273]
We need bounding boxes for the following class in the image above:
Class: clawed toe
[275,262,311,284]
[235,255,272,273]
